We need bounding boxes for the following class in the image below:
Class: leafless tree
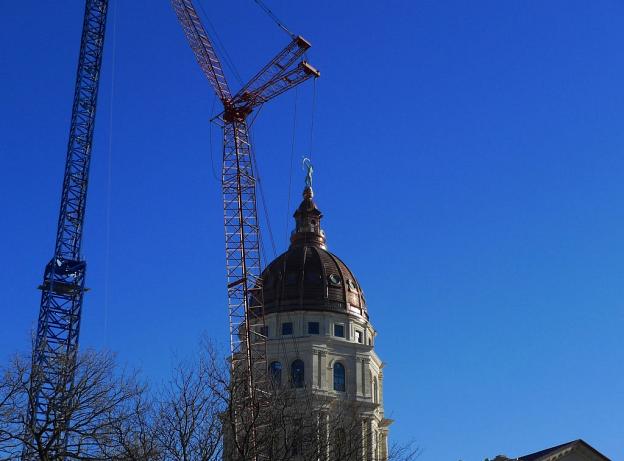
[252,390,420,461]
[387,440,422,461]
[0,350,148,461]
[0,339,419,461]
[153,343,227,461]
[208,339,421,461]
[103,389,160,460]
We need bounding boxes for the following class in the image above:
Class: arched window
[269,361,282,386]
[291,360,305,388]
[333,362,346,392]
[373,377,379,404]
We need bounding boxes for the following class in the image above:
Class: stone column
[319,411,329,461]
[360,418,367,461]
[366,418,374,461]
[361,359,370,397]
[379,430,389,461]
[312,349,320,389]
[378,370,384,406]
[356,358,363,396]
[318,351,327,389]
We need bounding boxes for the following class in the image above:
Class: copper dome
[259,186,368,320]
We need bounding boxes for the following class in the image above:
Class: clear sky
[1,1,623,459]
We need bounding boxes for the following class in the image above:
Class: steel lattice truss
[222,120,265,382]
[171,0,318,458]
[25,1,108,458]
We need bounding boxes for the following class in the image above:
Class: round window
[328,273,341,285]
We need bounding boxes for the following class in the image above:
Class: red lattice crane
[170,1,319,458]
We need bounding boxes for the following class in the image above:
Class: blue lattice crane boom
[25,0,108,457]
[171,0,318,458]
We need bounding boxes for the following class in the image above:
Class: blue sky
[2,1,624,459]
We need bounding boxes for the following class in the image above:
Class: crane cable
[256,169,278,261]
[208,97,219,182]
[308,78,317,160]
[197,0,244,86]
[286,87,298,243]
[249,129,278,261]
[252,0,295,38]
[103,0,119,347]
[273,87,319,420]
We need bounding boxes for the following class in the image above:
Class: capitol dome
[259,186,368,320]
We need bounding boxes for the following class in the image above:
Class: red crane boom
[171,1,319,458]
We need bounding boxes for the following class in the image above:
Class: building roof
[257,186,368,320]
[519,440,610,461]
[493,440,611,461]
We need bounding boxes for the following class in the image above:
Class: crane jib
[170,1,319,459]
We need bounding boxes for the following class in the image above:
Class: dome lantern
[290,186,327,249]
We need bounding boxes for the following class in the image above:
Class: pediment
[517,439,610,461]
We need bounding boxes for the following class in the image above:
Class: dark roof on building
[518,439,610,461]
[492,439,610,461]
[258,186,368,320]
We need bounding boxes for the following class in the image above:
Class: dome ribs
[260,245,368,320]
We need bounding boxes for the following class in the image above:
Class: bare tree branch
[0,350,148,460]
[0,339,419,461]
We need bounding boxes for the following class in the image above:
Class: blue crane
[25,1,109,457]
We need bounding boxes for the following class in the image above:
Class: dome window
[281,322,293,336]
[328,273,342,286]
[347,279,358,292]
[355,330,363,344]
[291,360,305,388]
[308,321,320,335]
[333,362,346,392]
[334,324,345,338]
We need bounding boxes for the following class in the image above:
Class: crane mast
[25,0,108,457]
[171,1,319,458]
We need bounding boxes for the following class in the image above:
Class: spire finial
[303,157,313,189]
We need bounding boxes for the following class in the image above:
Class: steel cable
[103,0,118,347]
[286,87,298,243]
[252,0,295,38]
